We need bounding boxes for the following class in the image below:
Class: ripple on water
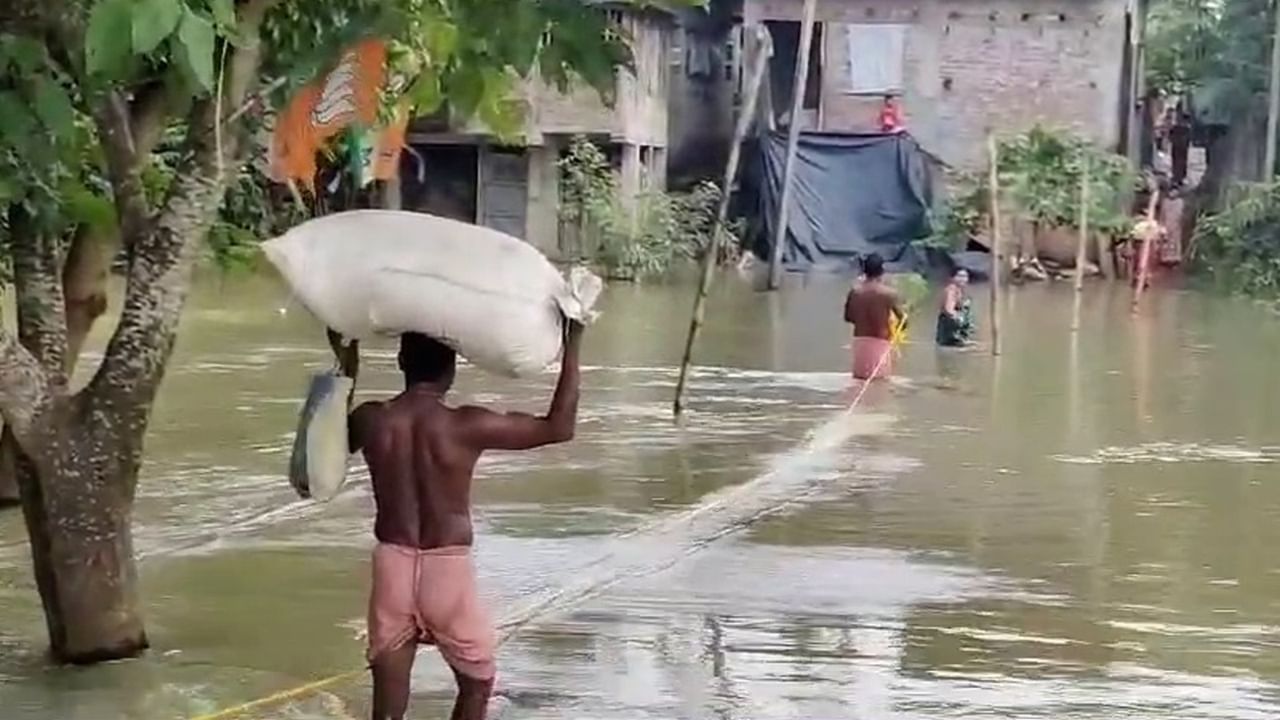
[1053,442,1279,466]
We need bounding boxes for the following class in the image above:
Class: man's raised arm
[459,321,583,451]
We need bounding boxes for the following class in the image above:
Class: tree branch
[92,92,154,250]
[83,0,275,415]
[129,82,176,159]
[10,230,70,382]
[0,330,52,453]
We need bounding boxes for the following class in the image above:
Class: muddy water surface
[0,275,1278,719]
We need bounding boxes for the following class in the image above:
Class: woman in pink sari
[844,253,904,380]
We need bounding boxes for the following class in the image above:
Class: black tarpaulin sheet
[751,131,935,272]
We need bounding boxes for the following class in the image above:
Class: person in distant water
[879,94,906,134]
[935,268,975,347]
[349,324,584,720]
[844,253,905,380]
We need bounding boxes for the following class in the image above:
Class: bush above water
[1192,182,1280,299]
[558,136,733,280]
[923,127,1135,251]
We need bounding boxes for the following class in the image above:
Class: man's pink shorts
[367,543,497,680]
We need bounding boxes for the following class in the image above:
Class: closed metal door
[480,149,528,239]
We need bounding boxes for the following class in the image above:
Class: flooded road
[1,274,1279,719]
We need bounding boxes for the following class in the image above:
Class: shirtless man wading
[348,323,583,720]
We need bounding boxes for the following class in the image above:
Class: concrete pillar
[652,146,668,191]
[526,141,562,258]
[619,142,643,209]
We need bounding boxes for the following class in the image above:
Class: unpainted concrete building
[743,0,1144,169]
[399,4,673,257]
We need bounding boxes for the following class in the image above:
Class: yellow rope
[189,668,367,720]
[889,311,908,355]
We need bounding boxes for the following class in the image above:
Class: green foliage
[1145,0,1222,97]
[1191,181,1280,298]
[176,7,217,91]
[263,0,645,140]
[922,128,1133,253]
[558,136,729,280]
[1,0,655,274]
[890,272,929,315]
[921,173,985,251]
[207,164,308,271]
[1146,0,1270,115]
[0,35,108,240]
[998,127,1135,236]
[85,0,136,77]
[132,0,184,56]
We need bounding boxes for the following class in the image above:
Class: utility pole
[766,0,818,290]
[1266,0,1280,176]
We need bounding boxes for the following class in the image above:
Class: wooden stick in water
[987,134,1002,357]
[1131,184,1160,314]
[1072,158,1090,332]
[673,26,773,418]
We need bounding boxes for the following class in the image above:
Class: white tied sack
[264,210,602,376]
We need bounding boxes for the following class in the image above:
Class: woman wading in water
[935,268,974,347]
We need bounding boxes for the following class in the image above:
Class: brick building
[398,3,673,257]
[743,0,1145,169]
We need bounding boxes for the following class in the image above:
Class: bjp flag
[269,39,406,189]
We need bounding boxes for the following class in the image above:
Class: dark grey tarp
[749,131,936,272]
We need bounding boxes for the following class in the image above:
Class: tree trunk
[0,439,17,507]
[0,0,273,665]
[16,413,147,663]
[0,228,113,511]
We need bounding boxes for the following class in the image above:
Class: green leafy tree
[0,0,638,664]
[923,128,1134,252]
[1146,0,1270,111]
[1192,181,1280,297]
[997,127,1134,237]
[1145,0,1273,189]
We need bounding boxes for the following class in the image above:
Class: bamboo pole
[1266,0,1280,176]
[1072,158,1090,333]
[766,0,819,291]
[1130,185,1160,314]
[1095,225,1111,279]
[987,135,1002,357]
[673,27,773,418]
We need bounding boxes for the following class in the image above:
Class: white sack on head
[263,210,602,377]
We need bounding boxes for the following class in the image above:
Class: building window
[842,23,907,95]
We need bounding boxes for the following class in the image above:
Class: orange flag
[269,39,405,189]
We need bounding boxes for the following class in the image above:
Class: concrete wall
[745,0,1129,169]
[667,24,740,186]
[533,13,672,146]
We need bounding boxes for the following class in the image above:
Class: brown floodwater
[0,272,1278,719]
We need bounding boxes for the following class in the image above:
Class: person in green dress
[935,268,974,347]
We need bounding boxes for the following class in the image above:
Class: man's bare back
[347,325,583,720]
[844,279,901,340]
[350,328,581,550]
